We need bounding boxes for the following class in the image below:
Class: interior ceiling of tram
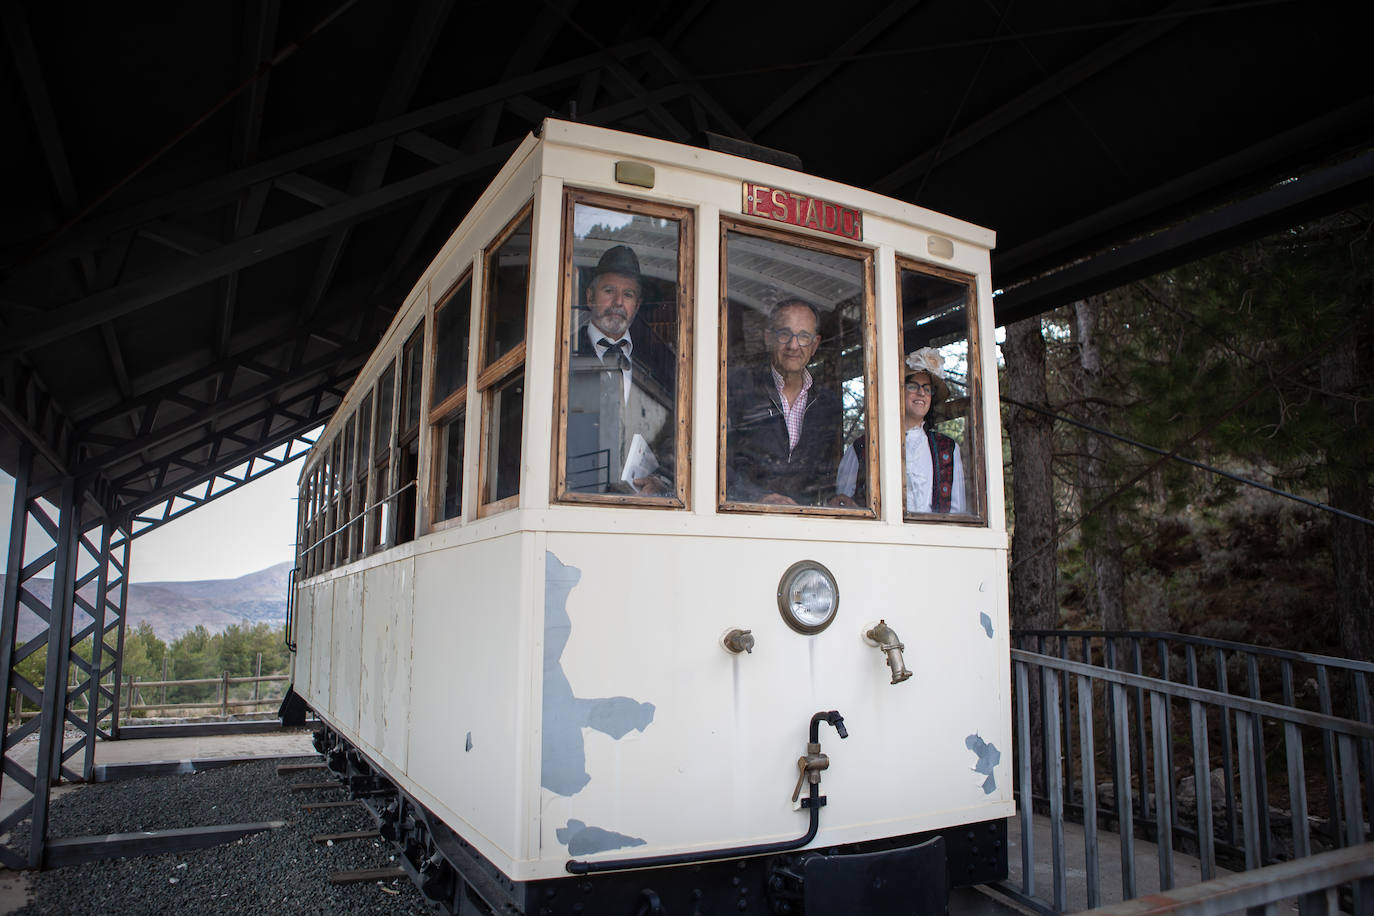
[1,0,1371,525]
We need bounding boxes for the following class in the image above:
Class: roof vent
[700,132,803,172]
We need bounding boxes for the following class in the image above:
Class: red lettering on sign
[741,182,862,241]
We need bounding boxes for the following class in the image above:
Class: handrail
[1076,843,1374,915]
[1009,649,1374,738]
[300,478,417,555]
[1014,629,1374,676]
[284,565,297,651]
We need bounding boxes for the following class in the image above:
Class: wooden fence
[7,655,289,726]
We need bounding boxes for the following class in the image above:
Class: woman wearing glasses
[834,347,966,513]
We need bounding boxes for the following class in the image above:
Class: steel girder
[0,445,129,869]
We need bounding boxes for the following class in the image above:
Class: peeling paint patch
[543,552,656,796]
[979,612,993,638]
[465,732,472,752]
[557,819,646,855]
[965,733,1001,794]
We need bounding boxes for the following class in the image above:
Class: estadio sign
[741,182,862,241]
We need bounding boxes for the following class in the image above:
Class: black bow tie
[598,338,631,372]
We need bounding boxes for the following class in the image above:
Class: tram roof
[1,1,1371,522]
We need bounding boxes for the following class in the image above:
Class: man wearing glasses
[725,299,841,505]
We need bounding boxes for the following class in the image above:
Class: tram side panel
[538,531,1013,875]
[307,578,335,718]
[292,583,314,699]
[407,532,535,873]
[331,571,365,737]
[356,558,416,774]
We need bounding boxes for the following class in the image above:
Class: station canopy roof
[2,0,1371,526]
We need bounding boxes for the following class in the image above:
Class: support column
[31,475,79,867]
[68,519,130,780]
[0,445,33,869]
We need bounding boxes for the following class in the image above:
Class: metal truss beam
[74,335,370,478]
[108,374,340,502]
[992,96,1374,288]
[11,42,658,275]
[2,142,518,357]
[872,0,1201,197]
[745,0,924,136]
[992,148,1374,326]
[126,428,317,537]
[0,359,76,475]
[296,0,455,324]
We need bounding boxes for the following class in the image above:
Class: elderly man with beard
[565,245,674,497]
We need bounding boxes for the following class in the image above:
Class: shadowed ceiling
[2,0,1370,526]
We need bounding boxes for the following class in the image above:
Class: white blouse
[835,427,965,513]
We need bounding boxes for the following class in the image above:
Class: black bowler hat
[592,245,641,282]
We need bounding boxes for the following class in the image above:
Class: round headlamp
[777,560,839,635]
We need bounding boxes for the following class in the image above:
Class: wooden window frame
[894,256,988,527]
[551,188,694,509]
[716,218,880,518]
[396,324,425,544]
[369,360,397,553]
[476,203,533,518]
[353,391,373,560]
[428,270,473,532]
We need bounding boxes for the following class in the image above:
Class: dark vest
[851,428,955,512]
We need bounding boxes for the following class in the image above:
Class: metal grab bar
[299,479,417,555]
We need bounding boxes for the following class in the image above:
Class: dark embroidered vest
[851,428,955,512]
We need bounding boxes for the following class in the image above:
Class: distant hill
[2,561,292,643]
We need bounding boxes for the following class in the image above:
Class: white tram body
[290,120,1011,910]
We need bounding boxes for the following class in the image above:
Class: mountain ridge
[2,561,292,642]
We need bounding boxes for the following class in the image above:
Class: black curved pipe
[566,710,847,876]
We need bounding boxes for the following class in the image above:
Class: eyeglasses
[904,382,934,395]
[768,329,817,346]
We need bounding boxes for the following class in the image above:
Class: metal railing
[1014,630,1374,861]
[1006,642,1374,914]
[1079,843,1374,916]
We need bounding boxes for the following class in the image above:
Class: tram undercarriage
[312,724,1007,915]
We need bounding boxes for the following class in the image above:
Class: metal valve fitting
[864,619,913,685]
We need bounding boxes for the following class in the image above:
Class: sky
[0,463,301,584]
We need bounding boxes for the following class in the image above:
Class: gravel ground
[11,758,436,915]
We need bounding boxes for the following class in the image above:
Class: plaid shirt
[771,367,813,454]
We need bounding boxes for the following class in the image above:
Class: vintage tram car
[288,119,1011,914]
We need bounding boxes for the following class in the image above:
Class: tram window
[429,275,472,527]
[482,370,523,506]
[311,464,324,574]
[397,325,424,545]
[340,413,356,561]
[719,224,876,515]
[374,364,395,456]
[891,260,984,522]
[354,392,372,559]
[371,362,396,553]
[554,193,692,506]
[477,206,532,516]
[298,471,313,577]
[435,413,466,521]
[326,440,341,568]
[482,212,530,368]
[432,277,471,409]
[400,327,424,440]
